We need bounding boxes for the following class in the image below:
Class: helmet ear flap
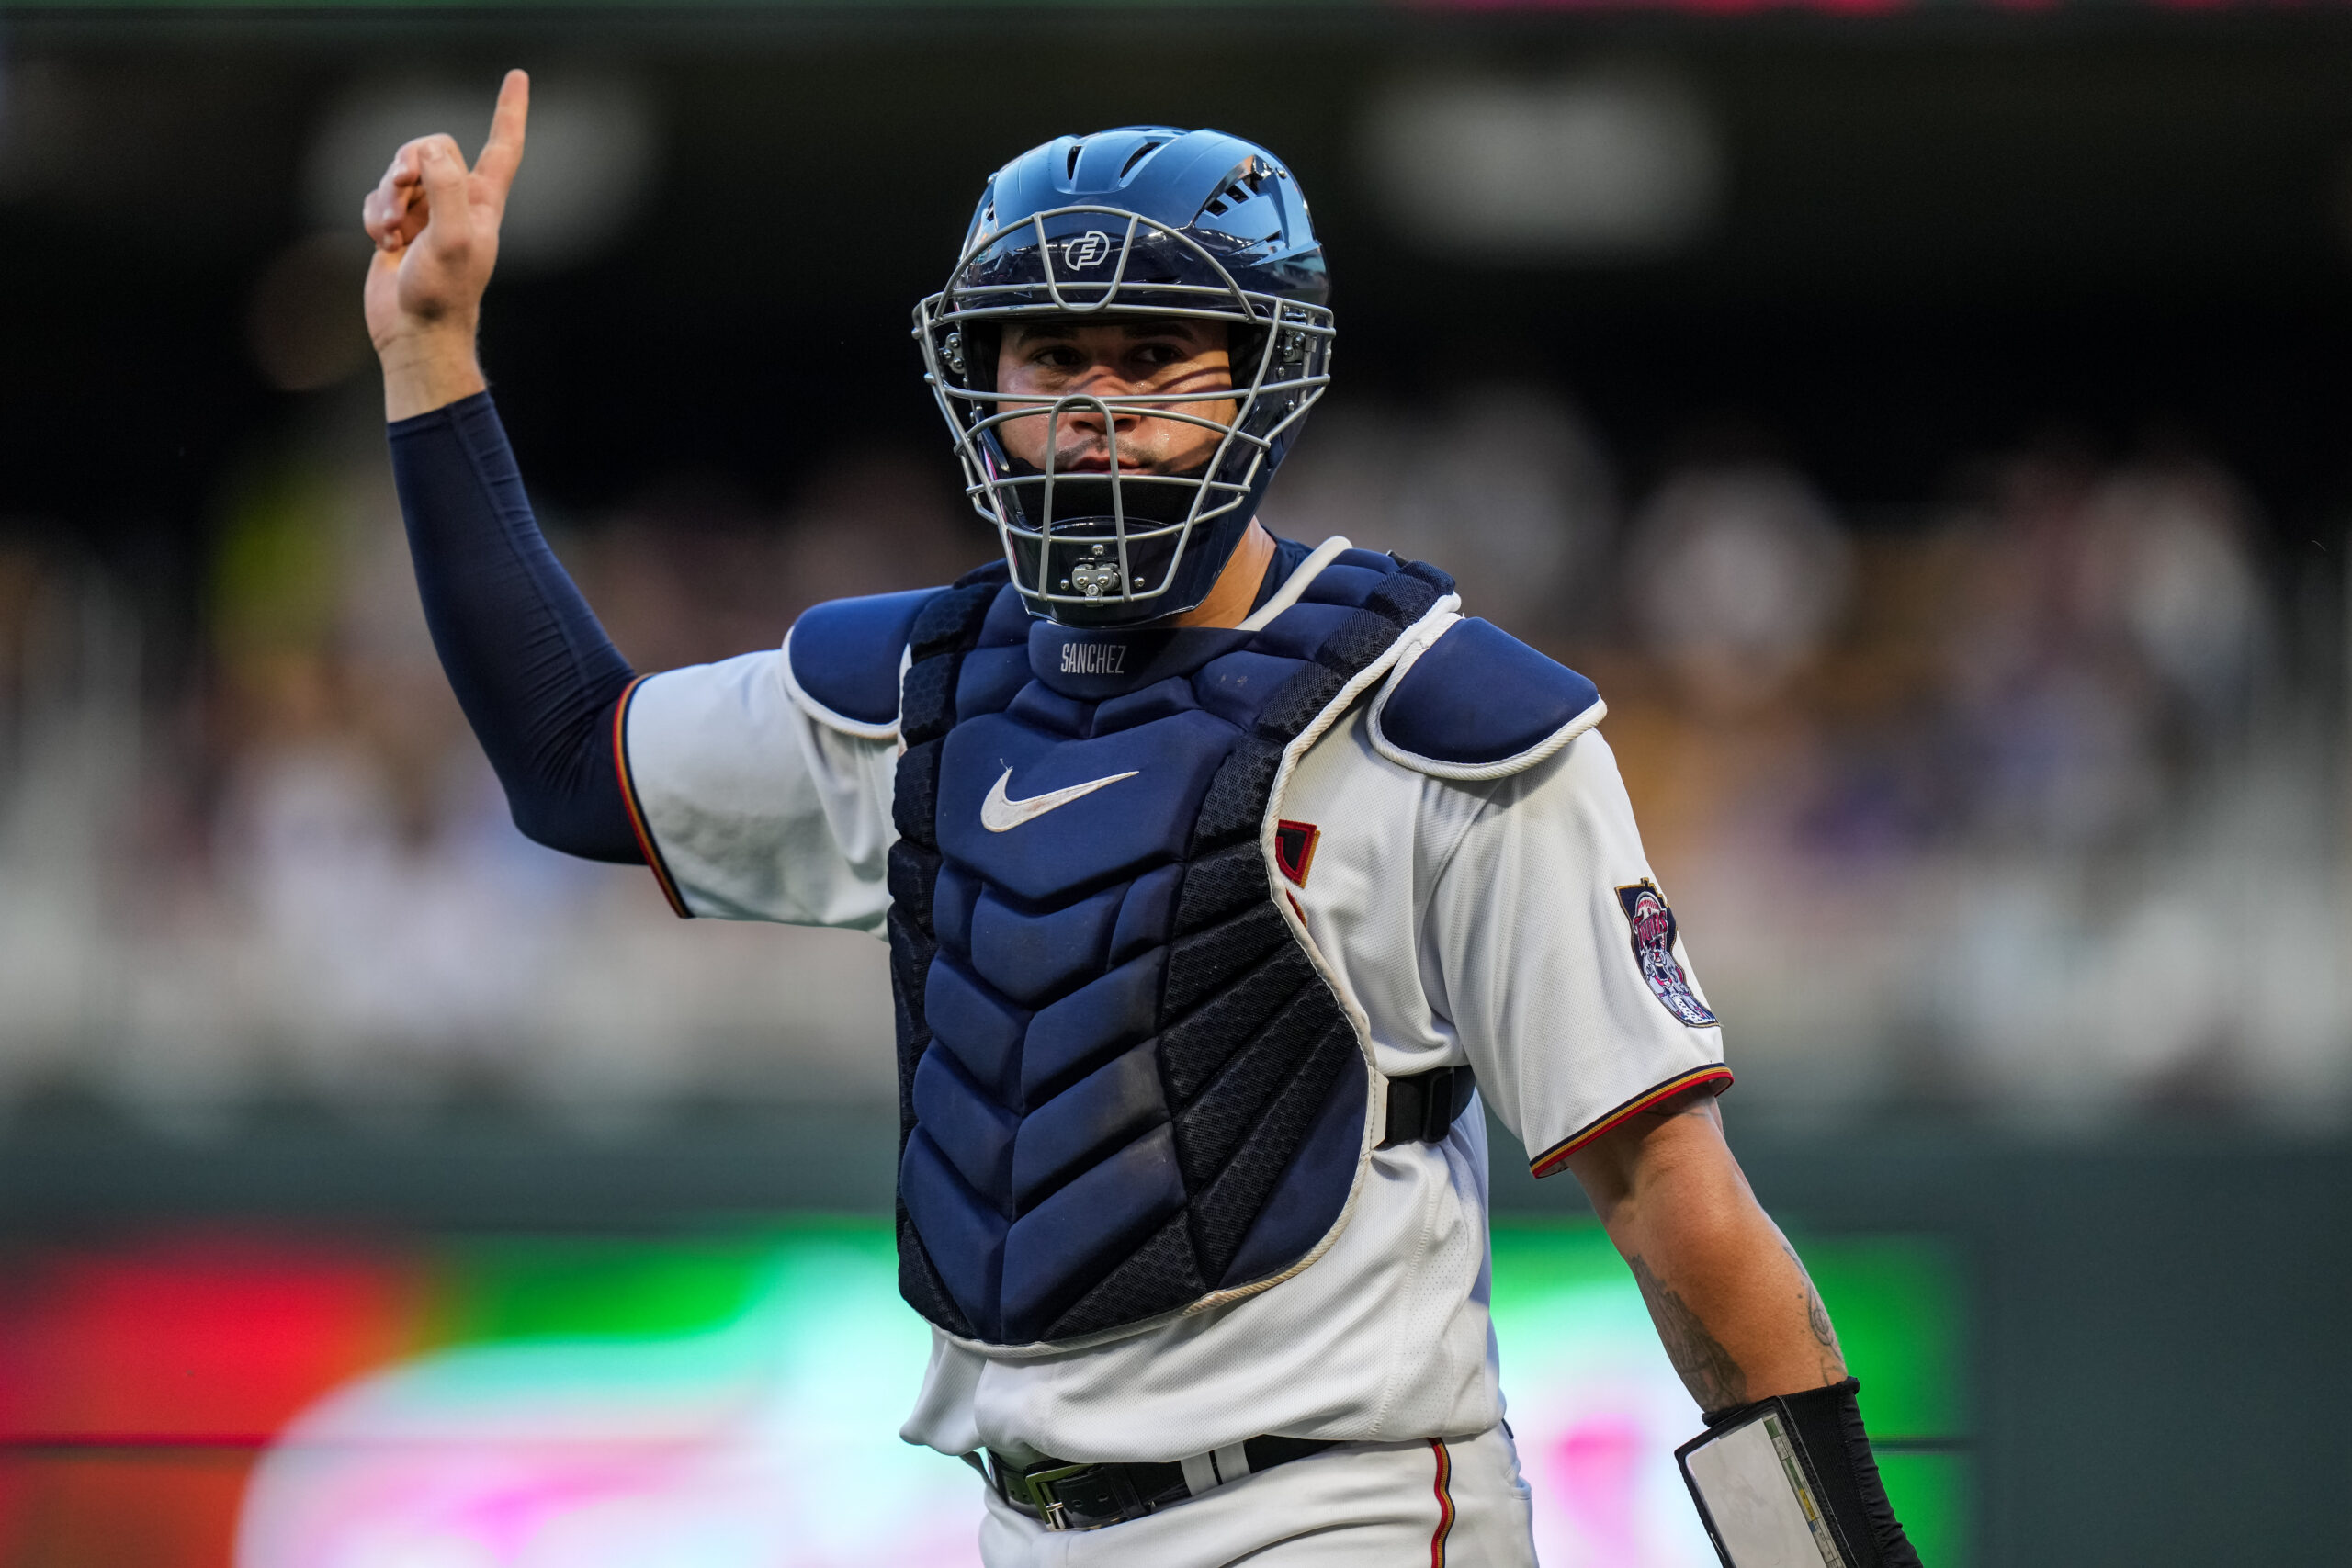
[1231,321,1318,397]
[950,322,1002,395]
[1229,323,1270,382]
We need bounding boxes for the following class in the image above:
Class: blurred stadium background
[3,3,2350,1563]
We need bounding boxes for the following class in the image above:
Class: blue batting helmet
[914,127,1332,626]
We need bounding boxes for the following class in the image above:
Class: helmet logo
[1062,230,1114,269]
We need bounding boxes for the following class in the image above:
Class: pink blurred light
[1552,1415,1649,1562]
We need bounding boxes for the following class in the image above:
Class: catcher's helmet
[915,127,1332,626]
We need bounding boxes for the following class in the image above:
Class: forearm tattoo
[1781,1235,1848,1384]
[1629,1253,1748,1412]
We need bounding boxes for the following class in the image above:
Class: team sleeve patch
[1528,1063,1735,1178]
[1617,879,1717,1028]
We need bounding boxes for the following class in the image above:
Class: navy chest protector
[875,548,1457,1348]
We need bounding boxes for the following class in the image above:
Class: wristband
[1678,1377,1922,1568]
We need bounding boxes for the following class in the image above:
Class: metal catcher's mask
[914,129,1333,626]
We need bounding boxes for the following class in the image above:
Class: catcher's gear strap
[1368,616,1605,782]
[1684,1378,1922,1568]
[1378,1065,1476,1149]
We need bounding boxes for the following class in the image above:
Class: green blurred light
[1877,1450,1972,1567]
[294,1217,1969,1564]
[1801,1233,1969,1439]
[1491,1218,1971,1566]
[436,1218,883,1344]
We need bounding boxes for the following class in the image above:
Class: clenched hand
[362,69,529,419]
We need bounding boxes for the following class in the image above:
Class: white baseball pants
[977,1423,1539,1567]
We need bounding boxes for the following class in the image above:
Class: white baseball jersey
[616,542,1727,1466]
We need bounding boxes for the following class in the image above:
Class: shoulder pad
[781,587,943,738]
[1369,617,1605,780]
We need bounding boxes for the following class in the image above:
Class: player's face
[993,319,1238,477]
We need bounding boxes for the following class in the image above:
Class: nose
[1069,362,1148,403]
[1047,374,1144,436]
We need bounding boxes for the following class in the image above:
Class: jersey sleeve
[1422,728,1731,1178]
[615,650,899,930]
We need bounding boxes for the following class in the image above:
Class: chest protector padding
[884,550,1454,1348]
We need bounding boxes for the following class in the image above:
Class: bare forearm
[1615,1176,1843,1412]
[1569,1100,1844,1412]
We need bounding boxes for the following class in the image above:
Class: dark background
[17,8,2352,581]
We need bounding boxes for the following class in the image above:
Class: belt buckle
[1006,1461,1093,1531]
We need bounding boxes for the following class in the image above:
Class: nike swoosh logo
[980,766,1139,832]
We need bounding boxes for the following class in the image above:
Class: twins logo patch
[1615,880,1717,1029]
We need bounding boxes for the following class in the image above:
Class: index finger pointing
[473,69,530,204]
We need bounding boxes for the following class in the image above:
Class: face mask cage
[913,205,1334,619]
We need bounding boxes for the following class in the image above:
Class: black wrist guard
[1679,1377,1922,1568]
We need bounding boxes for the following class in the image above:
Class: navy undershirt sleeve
[387,391,644,864]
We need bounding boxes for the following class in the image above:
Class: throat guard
[882,546,1456,1348]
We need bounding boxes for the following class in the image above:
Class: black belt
[983,1435,1338,1531]
[1380,1063,1476,1148]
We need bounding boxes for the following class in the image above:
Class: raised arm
[1567,1094,1922,1564]
[362,71,641,864]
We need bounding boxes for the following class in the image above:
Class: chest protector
[878,547,1457,1349]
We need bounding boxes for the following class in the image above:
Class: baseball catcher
[361,71,1921,1566]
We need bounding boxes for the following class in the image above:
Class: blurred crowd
[1683,443,2330,1119]
[1,381,2345,1134]
[1279,386,2345,1122]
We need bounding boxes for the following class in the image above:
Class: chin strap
[1699,1378,1923,1568]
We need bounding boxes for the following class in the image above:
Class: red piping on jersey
[1528,1063,1734,1178]
[1428,1438,1455,1567]
[613,675,693,920]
